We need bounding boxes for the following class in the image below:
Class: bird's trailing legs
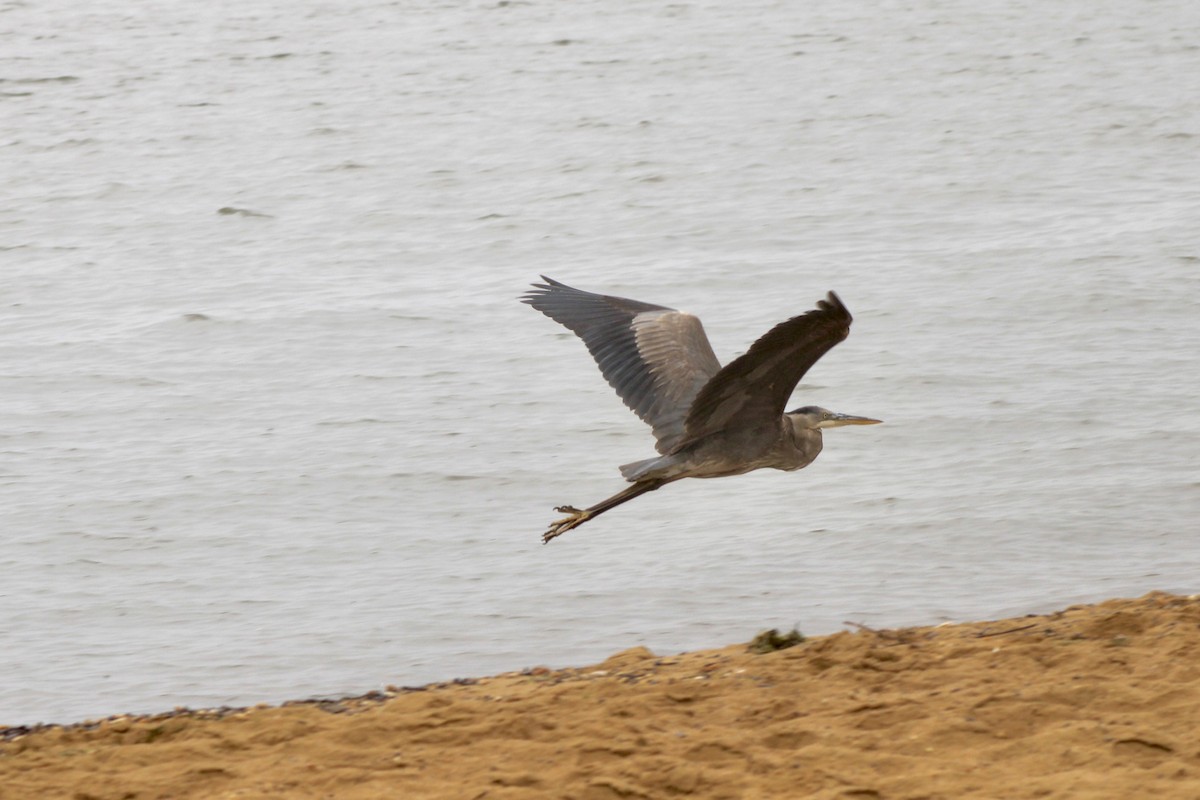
[543,479,666,544]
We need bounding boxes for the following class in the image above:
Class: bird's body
[522,277,879,543]
[620,414,819,482]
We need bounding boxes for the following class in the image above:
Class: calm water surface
[2,0,1198,723]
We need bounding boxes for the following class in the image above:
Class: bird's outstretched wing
[681,292,852,444]
[522,276,722,454]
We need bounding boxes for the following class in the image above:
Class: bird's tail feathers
[620,455,672,482]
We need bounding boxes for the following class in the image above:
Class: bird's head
[786,405,882,430]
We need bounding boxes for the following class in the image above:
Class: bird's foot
[543,506,591,544]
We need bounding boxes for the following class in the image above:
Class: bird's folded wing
[522,276,722,454]
[681,292,852,444]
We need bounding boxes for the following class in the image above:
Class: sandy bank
[2,592,1198,799]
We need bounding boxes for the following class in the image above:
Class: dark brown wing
[522,276,723,454]
[679,292,852,444]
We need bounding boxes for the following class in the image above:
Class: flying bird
[522,276,880,543]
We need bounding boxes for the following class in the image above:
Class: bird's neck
[786,417,824,462]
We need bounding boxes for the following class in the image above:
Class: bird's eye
[822,412,830,419]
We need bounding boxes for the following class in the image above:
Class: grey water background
[3,0,1198,724]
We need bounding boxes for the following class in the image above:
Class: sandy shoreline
[2,591,1198,799]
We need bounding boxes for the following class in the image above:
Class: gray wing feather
[681,292,852,444]
[522,276,722,454]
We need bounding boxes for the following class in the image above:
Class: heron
[522,276,880,544]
